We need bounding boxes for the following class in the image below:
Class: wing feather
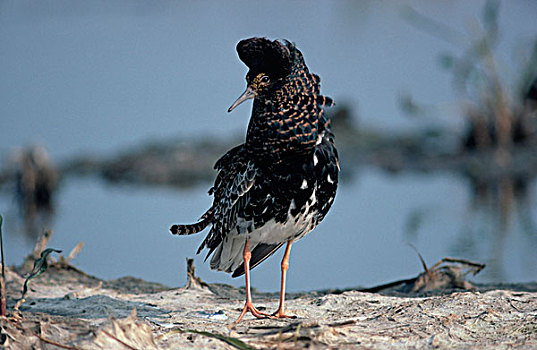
[197,145,257,256]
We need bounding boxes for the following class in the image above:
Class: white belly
[211,187,318,273]
[245,186,317,244]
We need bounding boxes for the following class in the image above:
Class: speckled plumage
[170,37,338,279]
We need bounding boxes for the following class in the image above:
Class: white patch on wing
[307,186,317,206]
[313,154,318,166]
[301,179,308,189]
[327,174,334,184]
[289,199,296,211]
[315,133,323,145]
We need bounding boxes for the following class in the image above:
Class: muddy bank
[1,261,536,349]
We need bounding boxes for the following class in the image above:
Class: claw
[271,309,297,319]
[236,301,270,323]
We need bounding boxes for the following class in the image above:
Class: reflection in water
[462,173,536,281]
[14,146,58,239]
[399,0,537,282]
[0,1,536,288]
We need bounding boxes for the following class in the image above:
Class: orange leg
[236,239,270,323]
[272,240,296,318]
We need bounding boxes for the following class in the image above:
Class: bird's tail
[170,208,213,235]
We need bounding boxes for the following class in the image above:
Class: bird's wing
[199,146,287,276]
[197,145,257,257]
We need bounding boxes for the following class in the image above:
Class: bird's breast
[235,137,338,245]
[246,100,321,161]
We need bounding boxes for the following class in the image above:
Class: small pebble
[192,310,228,320]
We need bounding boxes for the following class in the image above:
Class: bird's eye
[260,75,270,84]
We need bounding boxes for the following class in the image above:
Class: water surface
[1,0,536,291]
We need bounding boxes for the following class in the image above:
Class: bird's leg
[272,240,296,318]
[236,239,269,323]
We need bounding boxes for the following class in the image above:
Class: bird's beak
[228,86,256,112]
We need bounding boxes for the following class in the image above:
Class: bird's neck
[245,97,319,163]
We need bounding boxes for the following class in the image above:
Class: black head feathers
[237,37,292,79]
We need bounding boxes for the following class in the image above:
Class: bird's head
[228,37,292,112]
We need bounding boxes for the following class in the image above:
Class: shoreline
[2,261,536,349]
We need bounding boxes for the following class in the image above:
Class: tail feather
[170,208,213,235]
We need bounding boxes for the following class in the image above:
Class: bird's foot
[271,308,297,319]
[236,301,270,323]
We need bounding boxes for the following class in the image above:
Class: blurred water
[3,0,536,160]
[1,1,537,291]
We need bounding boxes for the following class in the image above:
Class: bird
[170,37,339,323]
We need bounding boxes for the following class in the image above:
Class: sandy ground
[0,262,536,349]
